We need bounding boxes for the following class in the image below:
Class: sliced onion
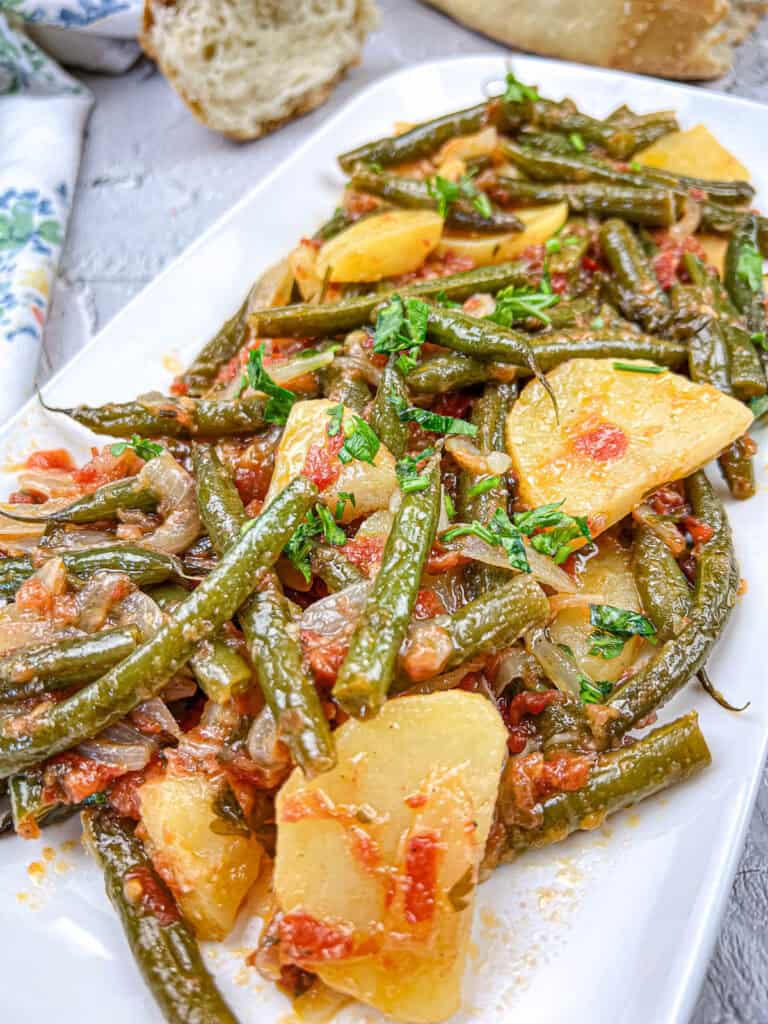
[300,579,371,638]
[77,572,133,633]
[268,348,336,384]
[402,656,485,695]
[45,529,118,552]
[524,543,578,593]
[136,452,201,554]
[78,723,158,771]
[16,469,80,500]
[548,591,606,615]
[35,556,67,596]
[355,509,393,541]
[0,606,82,655]
[111,589,164,640]
[668,196,702,243]
[493,646,529,694]
[458,533,513,570]
[247,705,291,770]
[445,436,489,474]
[487,451,512,474]
[161,673,198,702]
[633,503,687,557]
[526,627,582,696]
[130,697,181,739]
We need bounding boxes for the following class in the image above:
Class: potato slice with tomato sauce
[635,124,749,182]
[317,210,443,283]
[506,358,752,534]
[273,691,508,1023]
[264,398,397,523]
[549,535,645,684]
[436,201,568,267]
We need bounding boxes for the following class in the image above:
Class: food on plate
[1,69,764,1023]
[141,0,378,140]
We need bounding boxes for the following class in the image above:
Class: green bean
[499,712,710,857]
[177,292,253,398]
[0,544,186,599]
[0,477,156,525]
[441,576,549,671]
[338,100,516,173]
[631,525,691,642]
[82,807,238,1024]
[723,325,767,400]
[349,168,523,233]
[598,219,671,332]
[310,545,365,592]
[370,356,409,457]
[725,214,767,338]
[322,358,371,413]
[636,164,755,206]
[718,435,757,500]
[425,305,542,372]
[333,457,441,717]
[407,354,487,394]
[248,261,531,338]
[47,395,267,440]
[536,697,595,758]
[599,472,737,748]
[8,769,80,838]
[527,98,668,159]
[491,178,679,227]
[518,130,576,155]
[192,445,334,775]
[0,477,316,778]
[531,326,686,371]
[0,627,141,701]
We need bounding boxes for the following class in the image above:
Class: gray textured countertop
[50,3,768,1021]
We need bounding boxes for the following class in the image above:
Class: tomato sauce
[25,449,74,472]
[124,866,181,926]
[572,422,628,462]
[301,431,344,491]
[278,911,355,964]
[403,831,440,924]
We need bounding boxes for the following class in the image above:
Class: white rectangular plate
[0,55,765,1024]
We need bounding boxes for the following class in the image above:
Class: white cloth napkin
[0,1,142,423]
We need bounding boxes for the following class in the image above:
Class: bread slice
[423,0,767,80]
[141,0,378,141]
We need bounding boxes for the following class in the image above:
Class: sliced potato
[636,124,749,182]
[506,358,753,534]
[289,240,323,302]
[698,233,728,278]
[436,201,568,267]
[550,535,644,683]
[437,126,499,163]
[317,210,443,283]
[264,398,397,522]
[274,691,507,1023]
[139,770,263,940]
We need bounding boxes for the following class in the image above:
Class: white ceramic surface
[0,55,765,1024]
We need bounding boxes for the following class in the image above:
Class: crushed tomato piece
[403,830,441,924]
[277,911,356,965]
[572,421,628,462]
[25,449,74,472]
[301,430,344,491]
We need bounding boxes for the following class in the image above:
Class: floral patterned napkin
[0,1,142,423]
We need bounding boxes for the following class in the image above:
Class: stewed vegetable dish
[1,71,764,1023]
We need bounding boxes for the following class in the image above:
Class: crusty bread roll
[422,0,766,79]
[141,0,378,141]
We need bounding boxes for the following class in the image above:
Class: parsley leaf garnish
[111,436,164,461]
[587,604,657,659]
[338,416,380,465]
[750,331,766,349]
[579,676,613,704]
[327,403,344,437]
[568,132,585,152]
[387,394,477,437]
[750,394,768,419]
[243,348,297,425]
[373,295,430,373]
[395,448,435,494]
[613,361,666,374]
[434,290,462,310]
[443,510,529,573]
[487,284,559,327]
[443,491,456,520]
[284,504,347,582]
[334,491,355,519]
[736,242,763,293]
[513,500,592,564]
[467,475,501,498]
[503,72,539,105]
[427,171,492,220]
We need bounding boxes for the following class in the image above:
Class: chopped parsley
[750,331,766,349]
[284,504,347,582]
[395,448,435,494]
[110,436,164,461]
[514,500,592,564]
[334,491,355,519]
[579,676,613,704]
[591,316,605,329]
[588,604,657,659]
[434,289,462,310]
[545,237,562,254]
[503,71,539,105]
[243,348,297,425]
[487,284,559,328]
[613,361,666,374]
[443,509,529,574]
[338,416,380,465]
[736,242,763,293]
[327,402,344,437]
[750,394,768,419]
[427,171,492,220]
[568,132,586,152]
[373,295,430,373]
[629,161,643,173]
[467,475,501,498]
[387,394,478,437]
[443,490,456,520]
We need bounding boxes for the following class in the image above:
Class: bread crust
[423,0,766,79]
[141,0,375,141]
